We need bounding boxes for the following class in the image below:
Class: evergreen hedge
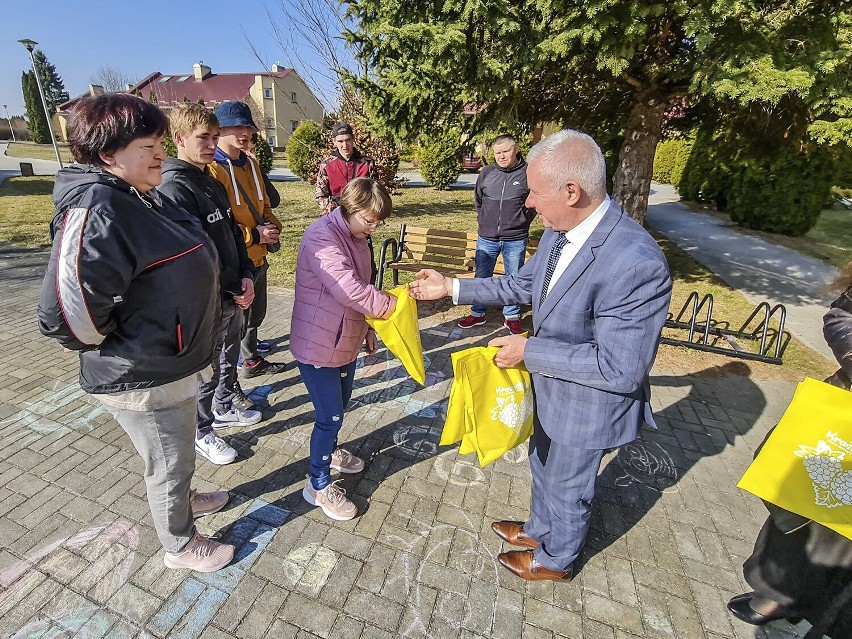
[252,133,273,174]
[652,138,693,187]
[417,132,462,190]
[287,121,325,182]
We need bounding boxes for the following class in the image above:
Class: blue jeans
[298,359,358,490]
[471,237,527,319]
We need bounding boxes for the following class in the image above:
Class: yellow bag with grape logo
[737,377,852,540]
[441,346,533,467]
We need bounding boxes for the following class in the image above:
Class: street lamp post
[18,38,63,168]
[3,105,17,143]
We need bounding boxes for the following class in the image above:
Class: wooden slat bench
[375,224,538,289]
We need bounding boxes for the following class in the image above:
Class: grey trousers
[95,373,203,553]
[197,299,243,435]
[525,425,607,571]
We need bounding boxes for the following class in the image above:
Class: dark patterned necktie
[539,233,569,305]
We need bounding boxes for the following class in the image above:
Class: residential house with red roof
[54,62,323,149]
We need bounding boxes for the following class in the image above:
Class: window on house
[290,92,297,103]
[291,120,299,133]
[264,88,272,99]
[265,118,273,129]
[267,135,276,147]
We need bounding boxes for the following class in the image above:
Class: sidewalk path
[0,142,62,176]
[647,183,838,361]
[0,236,816,638]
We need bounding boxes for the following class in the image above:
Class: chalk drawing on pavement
[614,437,679,492]
[0,381,106,446]
[392,424,441,460]
[432,455,485,487]
[383,509,503,638]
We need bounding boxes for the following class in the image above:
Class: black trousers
[240,261,268,360]
[744,515,852,637]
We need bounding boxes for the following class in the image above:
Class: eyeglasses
[355,213,386,229]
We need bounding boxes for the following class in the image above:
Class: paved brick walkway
[0,242,816,638]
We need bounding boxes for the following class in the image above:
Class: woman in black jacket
[37,94,234,573]
[727,262,852,637]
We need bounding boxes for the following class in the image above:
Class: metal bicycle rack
[661,291,789,364]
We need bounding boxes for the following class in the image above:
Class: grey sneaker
[233,382,255,410]
[163,533,234,572]
[212,406,262,429]
[190,489,230,518]
[302,478,357,521]
[330,448,365,474]
[195,432,237,465]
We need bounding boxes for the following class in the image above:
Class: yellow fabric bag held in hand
[441,346,534,467]
[737,377,852,540]
[366,284,426,384]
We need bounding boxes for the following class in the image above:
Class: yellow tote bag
[441,349,478,447]
[440,346,534,467]
[366,285,426,385]
[737,377,852,540]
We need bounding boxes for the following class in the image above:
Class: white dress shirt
[453,196,610,302]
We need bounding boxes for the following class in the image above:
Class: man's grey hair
[526,129,607,200]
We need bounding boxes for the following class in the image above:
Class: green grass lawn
[6,142,74,164]
[0,175,834,380]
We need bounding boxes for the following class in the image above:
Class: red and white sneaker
[458,315,487,329]
[503,319,523,335]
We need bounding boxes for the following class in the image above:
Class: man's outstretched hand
[408,269,452,300]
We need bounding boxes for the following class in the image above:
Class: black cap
[332,122,354,138]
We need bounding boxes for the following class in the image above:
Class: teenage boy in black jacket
[159,104,262,465]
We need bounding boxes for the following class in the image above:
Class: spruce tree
[32,50,68,115]
[21,71,50,144]
[346,0,852,224]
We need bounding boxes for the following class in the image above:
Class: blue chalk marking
[197,506,279,591]
[244,384,274,402]
[148,578,206,636]
[168,587,229,639]
[243,499,291,527]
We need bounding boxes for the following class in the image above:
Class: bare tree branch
[90,65,138,92]
[249,0,361,111]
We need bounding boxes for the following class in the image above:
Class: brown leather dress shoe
[498,550,573,581]
[491,521,540,549]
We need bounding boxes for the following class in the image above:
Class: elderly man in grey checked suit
[410,129,672,581]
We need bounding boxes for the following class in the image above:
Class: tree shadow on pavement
[580,361,767,573]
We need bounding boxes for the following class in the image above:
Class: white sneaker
[212,406,262,429]
[330,448,365,474]
[302,478,357,521]
[190,489,230,517]
[163,533,234,573]
[195,432,237,464]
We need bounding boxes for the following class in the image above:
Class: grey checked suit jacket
[457,201,672,449]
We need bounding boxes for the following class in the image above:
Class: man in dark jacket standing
[458,134,535,334]
[159,104,263,466]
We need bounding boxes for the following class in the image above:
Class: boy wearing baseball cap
[315,122,376,213]
[209,101,286,379]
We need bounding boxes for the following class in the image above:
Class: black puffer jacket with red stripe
[38,165,220,394]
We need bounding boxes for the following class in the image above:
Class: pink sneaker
[330,448,365,474]
[163,533,234,572]
[303,478,357,521]
[458,314,487,329]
